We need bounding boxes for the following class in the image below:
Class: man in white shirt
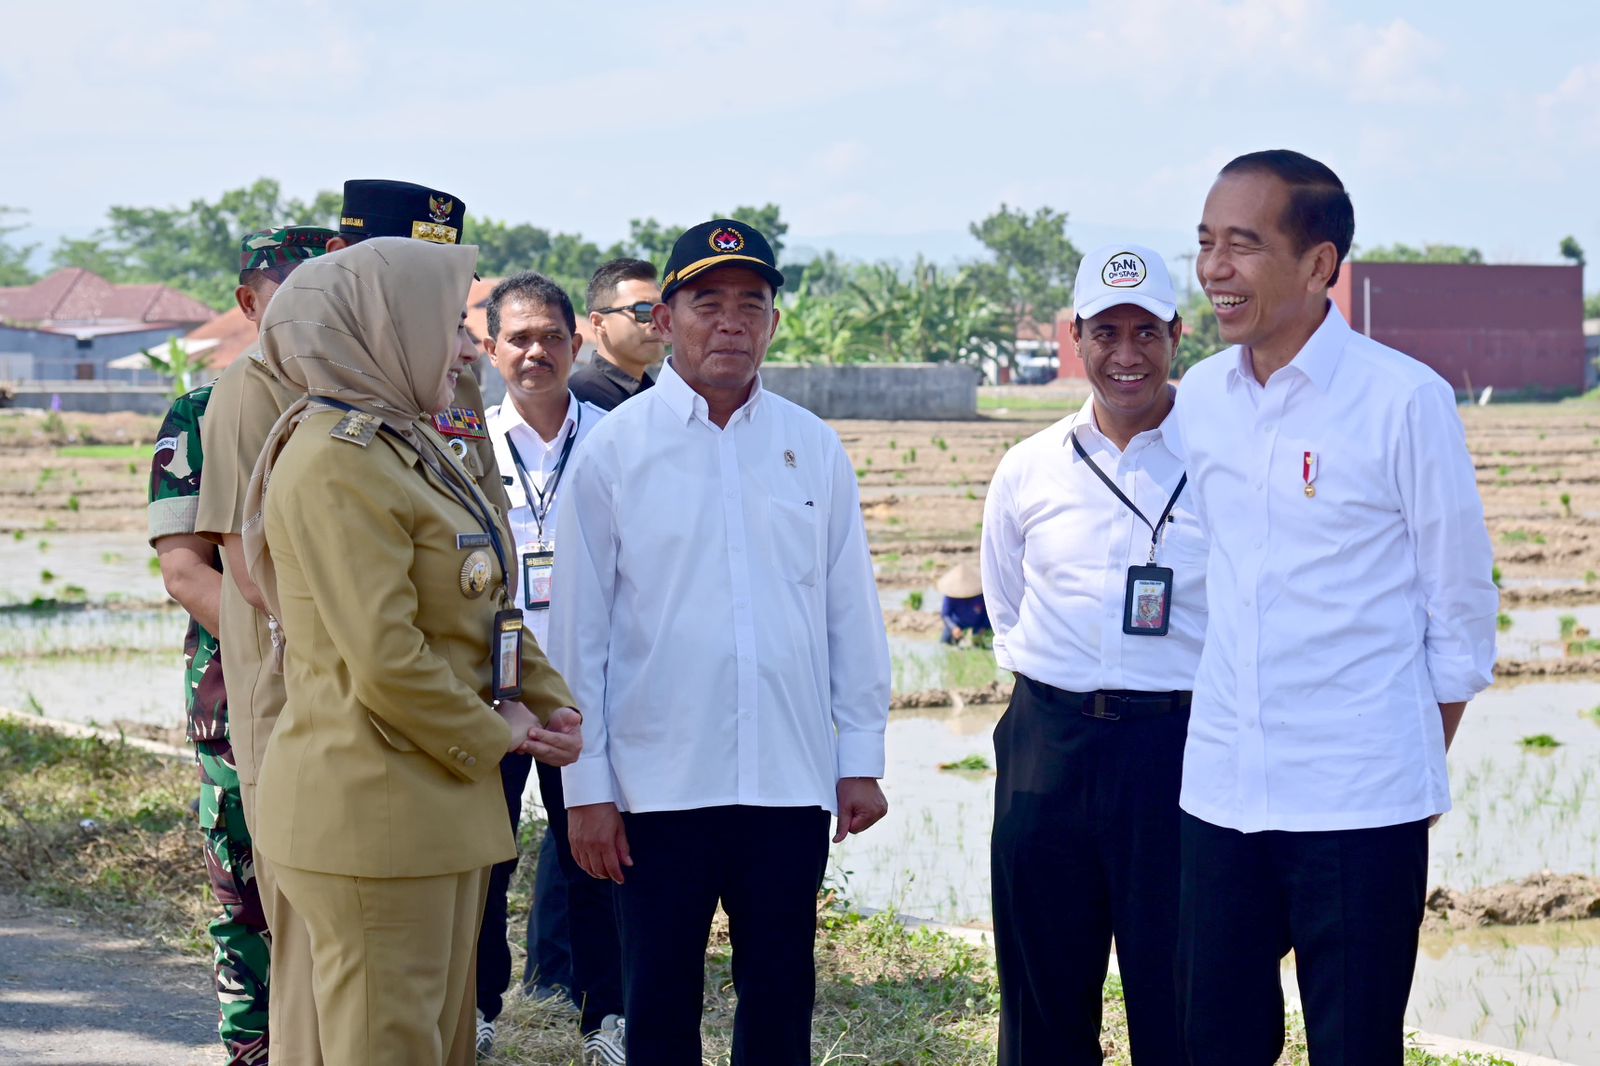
[475,272,624,1063]
[982,245,1202,1065]
[550,219,892,1066]
[1173,150,1498,1064]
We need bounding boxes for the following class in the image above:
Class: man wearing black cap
[548,219,893,1065]
[195,180,505,1066]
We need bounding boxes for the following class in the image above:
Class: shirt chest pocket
[768,498,819,588]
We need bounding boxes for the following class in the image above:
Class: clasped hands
[496,701,583,766]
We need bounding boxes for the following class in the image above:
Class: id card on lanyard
[1069,428,1187,637]
[508,408,580,613]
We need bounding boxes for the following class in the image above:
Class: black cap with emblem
[339,179,466,245]
[659,218,785,303]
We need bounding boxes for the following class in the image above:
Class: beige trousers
[240,777,323,1066]
[272,863,490,1066]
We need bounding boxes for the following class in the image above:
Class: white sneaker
[475,1010,496,1058]
[582,1014,626,1065]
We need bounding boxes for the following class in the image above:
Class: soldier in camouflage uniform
[146,225,334,1066]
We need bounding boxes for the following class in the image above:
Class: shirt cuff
[1428,653,1494,705]
[148,496,199,546]
[837,728,886,780]
[561,757,617,808]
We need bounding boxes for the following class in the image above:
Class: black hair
[238,264,293,291]
[586,258,658,315]
[486,271,576,340]
[1219,149,1355,287]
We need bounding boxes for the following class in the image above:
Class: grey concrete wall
[7,383,175,415]
[760,363,981,420]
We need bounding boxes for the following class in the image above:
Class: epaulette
[432,406,487,440]
[330,410,380,446]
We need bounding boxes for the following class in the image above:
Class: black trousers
[992,674,1190,1066]
[477,752,534,1023]
[532,757,625,1034]
[616,805,831,1066]
[1176,812,1429,1066]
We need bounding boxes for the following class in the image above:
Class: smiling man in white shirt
[983,244,1202,1065]
[1173,149,1498,1065]
[476,272,625,1063]
[549,218,892,1066]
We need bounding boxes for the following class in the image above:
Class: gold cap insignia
[708,227,745,254]
[428,195,454,223]
[330,410,378,446]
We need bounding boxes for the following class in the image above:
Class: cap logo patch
[709,227,745,254]
[341,216,365,229]
[428,196,454,224]
[1102,252,1146,288]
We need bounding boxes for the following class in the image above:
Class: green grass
[938,754,993,773]
[1519,733,1563,750]
[978,394,1079,412]
[1496,612,1513,632]
[55,444,147,460]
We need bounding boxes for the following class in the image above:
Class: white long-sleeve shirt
[486,391,606,650]
[981,399,1207,693]
[1172,302,1498,833]
[549,359,890,814]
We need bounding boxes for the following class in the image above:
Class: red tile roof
[185,307,259,371]
[0,269,215,329]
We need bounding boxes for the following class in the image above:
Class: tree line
[0,184,1087,373]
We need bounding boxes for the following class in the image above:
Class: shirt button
[726,490,738,500]
[466,756,477,768]
[731,543,742,553]
[448,746,460,756]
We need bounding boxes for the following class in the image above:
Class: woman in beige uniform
[241,237,583,1066]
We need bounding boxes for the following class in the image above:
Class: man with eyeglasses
[570,257,665,411]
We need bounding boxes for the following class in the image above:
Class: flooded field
[5,400,1600,1060]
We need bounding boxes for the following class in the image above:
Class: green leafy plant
[904,590,925,611]
[1518,733,1562,750]
[938,754,993,773]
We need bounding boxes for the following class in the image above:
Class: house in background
[0,268,215,383]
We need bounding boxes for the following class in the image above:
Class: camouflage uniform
[149,385,270,1066]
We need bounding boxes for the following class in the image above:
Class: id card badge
[522,548,554,611]
[491,609,524,700]
[1122,565,1174,636]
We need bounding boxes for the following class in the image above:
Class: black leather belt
[1070,689,1192,721]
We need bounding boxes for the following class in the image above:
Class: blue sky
[5,1,1597,291]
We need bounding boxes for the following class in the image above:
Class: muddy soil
[1425,871,1600,932]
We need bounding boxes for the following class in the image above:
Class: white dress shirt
[549,359,891,815]
[1172,302,1498,834]
[486,391,606,649]
[982,398,1207,693]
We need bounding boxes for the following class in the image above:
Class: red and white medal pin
[1302,451,1318,498]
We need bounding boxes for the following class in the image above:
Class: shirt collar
[656,357,765,427]
[594,354,653,393]
[1061,395,1178,458]
[489,390,578,448]
[1227,300,1351,393]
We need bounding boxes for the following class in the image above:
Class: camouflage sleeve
[148,386,212,546]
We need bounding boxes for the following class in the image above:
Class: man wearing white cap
[981,244,1203,1064]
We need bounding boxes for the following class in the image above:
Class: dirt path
[0,892,222,1065]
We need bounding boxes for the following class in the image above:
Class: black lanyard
[1070,427,1187,565]
[320,400,513,597]
[507,407,580,543]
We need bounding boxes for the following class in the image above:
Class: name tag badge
[456,532,491,550]
[522,548,554,611]
[492,609,524,700]
[1123,565,1174,636]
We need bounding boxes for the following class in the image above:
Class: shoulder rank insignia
[331,410,379,446]
[432,406,487,440]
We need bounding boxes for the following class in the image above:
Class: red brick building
[1055,262,1587,394]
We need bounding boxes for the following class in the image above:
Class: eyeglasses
[593,301,659,324]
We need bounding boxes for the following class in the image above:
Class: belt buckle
[1083,693,1121,721]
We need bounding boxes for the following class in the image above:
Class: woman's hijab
[241,236,478,624]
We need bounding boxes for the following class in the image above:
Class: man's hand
[524,706,583,767]
[569,802,632,884]
[833,777,889,844]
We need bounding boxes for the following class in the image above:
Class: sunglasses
[593,301,659,324]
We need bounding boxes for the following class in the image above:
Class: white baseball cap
[1073,243,1178,322]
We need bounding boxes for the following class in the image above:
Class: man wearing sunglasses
[570,257,665,411]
